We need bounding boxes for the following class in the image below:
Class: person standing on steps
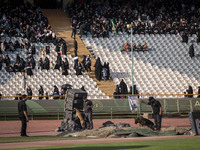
[71,20,77,39]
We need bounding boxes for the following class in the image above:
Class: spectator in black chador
[38,86,44,100]
[53,85,59,99]
[187,85,193,98]
[74,39,78,56]
[113,85,120,99]
[62,42,67,55]
[94,57,102,81]
[43,57,50,70]
[85,54,91,73]
[119,79,128,98]
[189,44,195,58]
[54,53,62,70]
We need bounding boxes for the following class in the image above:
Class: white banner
[128,96,139,112]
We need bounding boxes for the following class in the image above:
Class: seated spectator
[4,55,10,67]
[137,43,143,51]
[124,42,131,52]
[133,43,137,51]
[142,42,148,52]
[6,64,15,73]
[120,44,125,52]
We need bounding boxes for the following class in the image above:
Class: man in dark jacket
[18,95,29,137]
[83,95,93,129]
[142,97,162,131]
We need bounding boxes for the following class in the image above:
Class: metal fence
[0,97,200,120]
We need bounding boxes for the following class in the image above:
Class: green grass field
[1,137,200,150]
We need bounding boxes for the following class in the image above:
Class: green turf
[3,137,200,150]
[0,136,84,143]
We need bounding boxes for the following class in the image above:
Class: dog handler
[142,97,162,131]
[83,95,93,129]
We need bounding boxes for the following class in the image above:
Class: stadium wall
[0,98,200,120]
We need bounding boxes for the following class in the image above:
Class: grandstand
[0,0,200,100]
[82,33,200,98]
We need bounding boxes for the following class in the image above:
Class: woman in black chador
[94,57,102,81]
[38,86,44,100]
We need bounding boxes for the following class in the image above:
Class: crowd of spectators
[68,0,200,37]
[0,1,73,99]
[120,42,148,53]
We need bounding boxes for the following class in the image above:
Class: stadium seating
[82,33,200,98]
[0,36,105,99]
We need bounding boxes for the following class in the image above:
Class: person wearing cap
[18,94,29,137]
[142,97,162,131]
[83,95,93,129]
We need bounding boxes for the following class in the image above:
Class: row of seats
[0,36,107,99]
[82,33,200,98]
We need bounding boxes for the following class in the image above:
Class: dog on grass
[74,108,85,129]
[135,117,155,130]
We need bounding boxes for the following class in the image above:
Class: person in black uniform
[18,95,29,137]
[142,97,162,131]
[83,95,93,129]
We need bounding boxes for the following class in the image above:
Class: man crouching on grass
[142,97,162,131]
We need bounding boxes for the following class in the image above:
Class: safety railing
[0,97,200,120]
[0,93,199,100]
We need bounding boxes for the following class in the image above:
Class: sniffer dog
[135,117,155,130]
[74,108,85,129]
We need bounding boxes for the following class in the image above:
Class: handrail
[0,93,199,99]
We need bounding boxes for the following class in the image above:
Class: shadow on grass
[38,145,149,150]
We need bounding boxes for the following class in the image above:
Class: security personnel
[142,97,162,131]
[18,94,29,137]
[83,95,93,129]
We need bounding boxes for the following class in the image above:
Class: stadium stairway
[42,9,116,97]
